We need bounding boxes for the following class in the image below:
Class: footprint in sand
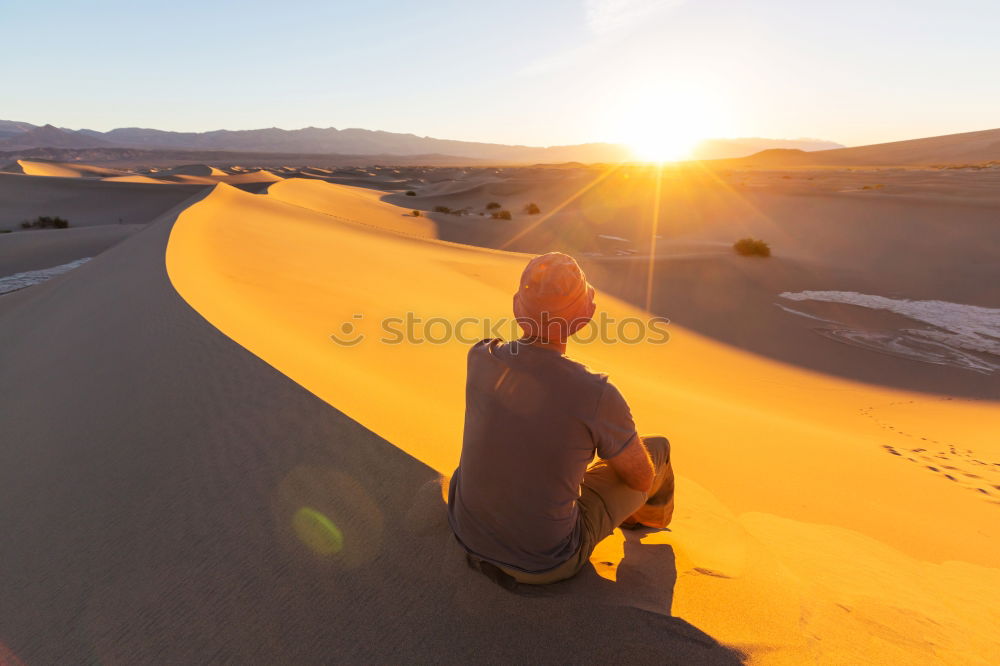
[867,402,999,503]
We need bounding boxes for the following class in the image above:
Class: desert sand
[0,161,997,663]
[11,159,130,179]
[389,164,1000,397]
[725,127,1000,167]
[0,171,206,230]
[0,224,141,276]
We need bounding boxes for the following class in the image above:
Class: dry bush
[733,237,771,257]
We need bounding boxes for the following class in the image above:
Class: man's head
[513,252,596,343]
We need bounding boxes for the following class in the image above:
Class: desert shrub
[405,190,416,196]
[733,237,770,257]
[412,210,421,217]
[0,229,10,234]
[491,210,512,220]
[433,205,452,214]
[21,216,70,230]
[861,184,885,190]
[485,202,502,210]
[524,202,541,215]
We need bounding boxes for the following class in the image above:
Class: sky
[4,0,999,153]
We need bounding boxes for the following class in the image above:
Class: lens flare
[293,506,344,556]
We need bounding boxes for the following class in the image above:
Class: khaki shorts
[499,435,674,585]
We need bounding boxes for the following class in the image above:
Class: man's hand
[605,436,655,493]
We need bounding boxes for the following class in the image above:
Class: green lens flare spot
[293,506,344,555]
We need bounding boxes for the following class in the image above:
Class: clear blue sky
[4,0,998,150]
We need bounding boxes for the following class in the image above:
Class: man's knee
[641,435,670,468]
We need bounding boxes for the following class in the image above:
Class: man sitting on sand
[448,252,674,586]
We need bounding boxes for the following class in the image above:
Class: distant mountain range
[4,120,998,166]
[0,123,115,150]
[0,120,844,163]
[0,122,631,163]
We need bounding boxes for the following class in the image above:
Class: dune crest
[266,178,436,237]
[11,159,128,178]
[166,180,1000,663]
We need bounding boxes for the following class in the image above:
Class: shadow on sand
[403,479,744,664]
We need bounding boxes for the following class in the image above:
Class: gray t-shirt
[447,339,637,573]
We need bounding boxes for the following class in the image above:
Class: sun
[621,102,710,162]
[611,85,729,162]
[629,125,701,162]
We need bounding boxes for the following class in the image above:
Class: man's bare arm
[605,436,654,493]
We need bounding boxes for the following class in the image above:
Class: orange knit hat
[512,252,595,341]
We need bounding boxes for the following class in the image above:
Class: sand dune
[0,172,206,230]
[0,167,288,232]
[380,171,599,234]
[0,224,142,276]
[125,166,285,190]
[222,169,283,183]
[162,181,999,663]
[152,163,228,178]
[732,127,1000,166]
[266,178,436,237]
[584,252,1000,398]
[298,166,334,177]
[9,159,128,178]
[1,167,997,662]
[408,166,1000,297]
[0,191,738,664]
[170,170,282,185]
[402,164,1000,395]
[101,174,171,184]
[413,175,511,198]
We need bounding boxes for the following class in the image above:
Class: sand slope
[9,159,128,178]
[101,174,172,184]
[267,178,437,237]
[2,160,286,187]
[408,164,1000,396]
[732,127,1000,166]
[0,172,206,230]
[153,169,284,187]
[153,163,228,178]
[0,193,737,664]
[164,181,1000,663]
[0,224,142,276]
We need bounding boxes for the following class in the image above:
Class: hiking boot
[620,498,673,530]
